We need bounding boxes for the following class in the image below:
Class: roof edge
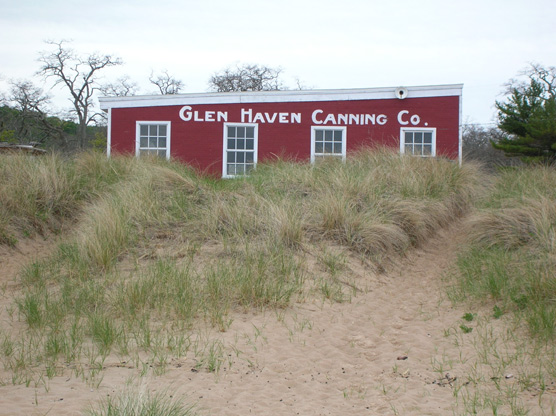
[99,84,463,110]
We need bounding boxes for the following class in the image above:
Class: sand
[1,223,555,415]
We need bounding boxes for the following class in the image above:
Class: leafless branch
[36,40,122,148]
[149,70,184,95]
[100,75,139,97]
[209,64,285,92]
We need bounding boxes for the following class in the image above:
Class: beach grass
[85,387,198,416]
[449,165,556,340]
[0,148,495,386]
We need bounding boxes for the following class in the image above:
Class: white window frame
[222,123,258,178]
[310,126,347,163]
[400,127,436,157]
[136,121,171,159]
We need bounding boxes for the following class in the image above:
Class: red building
[99,84,462,177]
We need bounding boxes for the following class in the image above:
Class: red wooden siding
[108,94,460,176]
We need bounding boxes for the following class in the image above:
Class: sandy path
[0,222,553,415]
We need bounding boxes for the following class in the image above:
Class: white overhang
[98,84,463,111]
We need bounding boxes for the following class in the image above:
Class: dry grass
[451,165,556,340]
[0,148,485,387]
[3,150,556,415]
[4,149,556,414]
[465,197,556,250]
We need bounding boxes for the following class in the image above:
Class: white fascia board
[98,84,463,111]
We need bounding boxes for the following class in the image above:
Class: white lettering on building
[312,109,324,124]
[241,108,252,123]
[180,106,421,127]
[312,109,388,125]
[397,110,409,125]
[179,105,227,122]
[410,114,420,125]
[242,108,301,123]
[397,110,420,126]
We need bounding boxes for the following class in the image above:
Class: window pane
[149,137,157,147]
[149,125,158,136]
[159,125,167,136]
[424,132,432,144]
[227,164,235,175]
[246,139,254,150]
[414,144,423,154]
[246,127,255,138]
[315,142,323,153]
[316,130,323,140]
[158,150,166,157]
[405,132,413,144]
[334,143,342,153]
[245,164,254,173]
[237,127,245,138]
[423,144,432,155]
[159,137,167,148]
[227,151,236,163]
[237,152,245,163]
[414,132,423,143]
[405,144,413,154]
[333,130,342,141]
[324,142,333,153]
[227,139,235,150]
[325,130,333,140]
[140,125,148,136]
[236,164,245,175]
[140,137,148,148]
[236,139,245,150]
[246,152,254,163]
[227,126,235,138]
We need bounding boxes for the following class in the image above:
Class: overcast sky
[1,0,555,125]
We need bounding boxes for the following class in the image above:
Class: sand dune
[1,222,554,415]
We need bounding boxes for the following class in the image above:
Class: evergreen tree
[494,65,556,163]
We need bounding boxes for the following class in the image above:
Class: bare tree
[208,64,285,92]
[37,40,122,148]
[8,80,66,146]
[100,75,139,97]
[149,70,184,95]
[504,63,556,99]
[462,123,519,169]
[293,77,313,91]
[10,80,49,115]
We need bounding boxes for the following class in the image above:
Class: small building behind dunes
[99,84,462,177]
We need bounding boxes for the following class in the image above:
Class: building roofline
[99,84,463,110]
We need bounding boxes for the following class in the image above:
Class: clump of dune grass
[450,165,556,340]
[0,152,160,244]
[74,161,199,270]
[0,153,79,240]
[241,148,482,262]
[85,387,198,416]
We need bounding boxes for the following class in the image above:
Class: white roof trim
[99,84,463,111]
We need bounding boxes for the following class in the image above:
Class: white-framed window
[222,123,258,178]
[311,126,347,162]
[400,128,436,157]
[136,121,171,159]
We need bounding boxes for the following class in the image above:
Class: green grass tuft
[85,388,198,416]
[450,165,556,340]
